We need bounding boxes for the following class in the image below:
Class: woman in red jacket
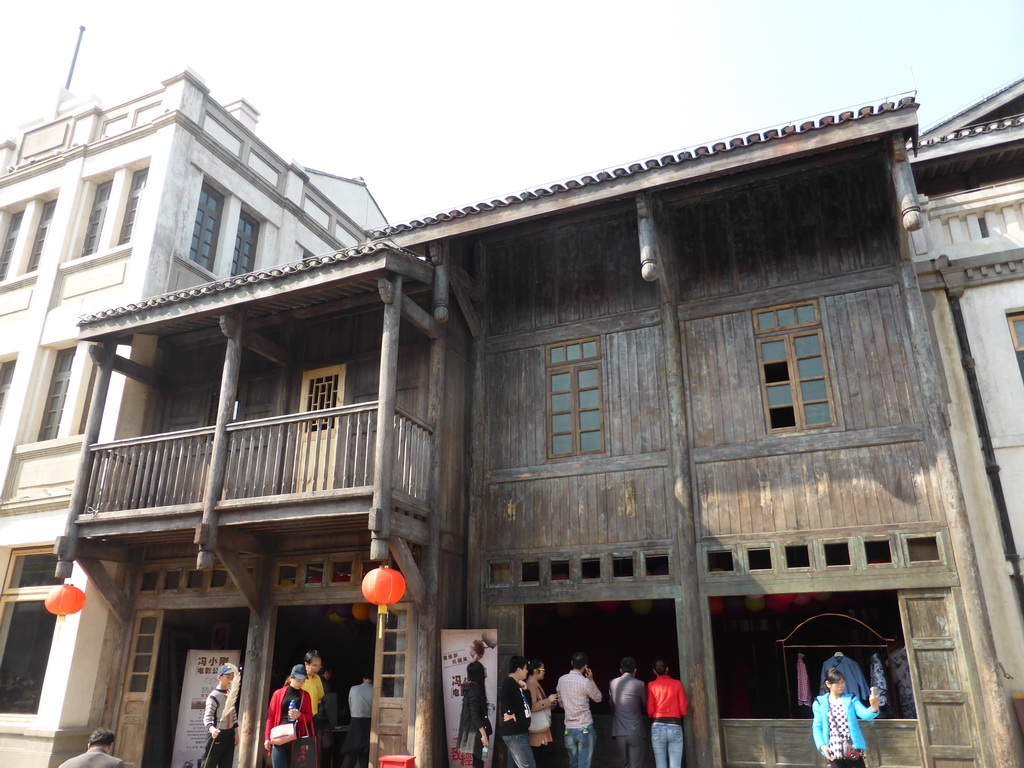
[265,664,315,768]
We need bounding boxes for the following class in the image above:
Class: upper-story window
[547,337,604,458]
[754,300,835,431]
[0,359,16,419]
[1008,313,1024,385]
[190,183,224,270]
[0,549,61,715]
[81,180,113,257]
[232,211,259,276]
[0,211,24,280]
[118,168,149,245]
[38,348,76,441]
[27,200,57,273]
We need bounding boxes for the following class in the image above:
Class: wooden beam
[242,328,289,366]
[388,536,426,613]
[55,342,116,579]
[195,311,245,570]
[450,247,484,337]
[447,258,482,302]
[217,527,268,555]
[78,557,131,625]
[370,277,402,561]
[400,294,440,340]
[75,539,133,562]
[107,352,162,388]
[213,544,261,613]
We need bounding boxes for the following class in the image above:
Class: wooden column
[467,242,487,627]
[412,243,447,765]
[195,311,245,570]
[237,557,277,768]
[370,276,403,562]
[637,193,714,768]
[54,341,116,580]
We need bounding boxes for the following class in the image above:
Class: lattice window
[754,301,835,431]
[38,348,76,441]
[189,183,223,270]
[231,211,259,276]
[1008,313,1024,386]
[0,211,24,280]
[547,337,604,457]
[27,200,57,272]
[82,180,113,256]
[119,168,148,245]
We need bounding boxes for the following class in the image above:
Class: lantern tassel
[378,604,388,639]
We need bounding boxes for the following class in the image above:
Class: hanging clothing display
[890,647,916,718]
[819,653,870,702]
[796,653,812,707]
[869,653,889,708]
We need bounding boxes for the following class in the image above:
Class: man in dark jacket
[498,655,534,768]
[58,728,124,768]
[609,657,646,768]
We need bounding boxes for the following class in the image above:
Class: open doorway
[524,600,677,768]
[142,607,250,768]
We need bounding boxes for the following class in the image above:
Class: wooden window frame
[231,210,259,276]
[189,183,224,270]
[1008,313,1024,385]
[118,168,149,245]
[754,300,836,432]
[81,180,113,257]
[0,211,24,281]
[546,337,604,458]
[38,348,76,441]
[27,199,57,273]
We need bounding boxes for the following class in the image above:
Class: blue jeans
[651,722,683,768]
[503,732,536,768]
[564,725,596,768]
[271,744,291,768]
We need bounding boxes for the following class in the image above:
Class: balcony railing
[85,403,432,515]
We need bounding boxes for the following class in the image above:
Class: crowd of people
[458,651,688,768]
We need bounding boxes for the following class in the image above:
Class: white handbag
[270,722,296,745]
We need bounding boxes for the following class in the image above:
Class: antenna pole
[65,26,86,91]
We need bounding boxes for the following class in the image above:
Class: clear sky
[2,1,1023,225]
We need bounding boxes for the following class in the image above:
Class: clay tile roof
[369,95,917,240]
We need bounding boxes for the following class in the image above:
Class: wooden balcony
[82,403,431,525]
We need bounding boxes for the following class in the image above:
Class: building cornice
[915,250,1024,292]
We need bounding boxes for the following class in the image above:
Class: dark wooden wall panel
[484,212,656,337]
[672,155,898,301]
[483,467,671,553]
[685,312,762,448]
[696,441,940,537]
[824,285,921,431]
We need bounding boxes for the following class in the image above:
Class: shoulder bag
[270,722,296,745]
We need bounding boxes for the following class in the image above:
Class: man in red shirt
[646,659,687,768]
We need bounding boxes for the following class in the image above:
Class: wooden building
[55,96,1020,768]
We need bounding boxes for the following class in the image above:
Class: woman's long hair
[466,660,486,699]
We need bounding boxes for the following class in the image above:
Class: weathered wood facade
[55,96,1020,768]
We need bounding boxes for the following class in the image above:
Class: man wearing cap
[58,728,124,768]
[202,664,238,768]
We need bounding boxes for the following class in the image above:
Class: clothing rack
[776,613,896,718]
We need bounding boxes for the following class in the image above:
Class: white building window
[0,550,61,715]
[38,349,76,441]
[81,181,113,257]
[118,169,149,245]
[190,183,224,270]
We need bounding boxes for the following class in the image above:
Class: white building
[912,74,1024,747]
[0,69,385,766]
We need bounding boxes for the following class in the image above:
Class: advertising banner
[441,629,498,768]
[171,649,241,768]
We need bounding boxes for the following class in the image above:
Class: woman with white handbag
[526,660,558,768]
[264,664,314,768]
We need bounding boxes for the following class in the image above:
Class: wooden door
[898,589,983,767]
[297,365,345,491]
[116,610,163,768]
[371,606,412,763]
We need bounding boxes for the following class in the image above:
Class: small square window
[139,571,158,592]
[331,561,353,582]
[645,554,670,577]
[747,548,772,571]
[304,562,324,586]
[707,550,735,572]
[784,545,811,569]
[907,536,940,563]
[210,569,229,589]
[581,558,602,580]
[162,569,181,591]
[521,561,540,583]
[864,540,892,564]
[824,542,851,567]
[488,561,511,586]
[613,556,634,578]
[551,560,570,581]
[186,569,205,589]
[277,564,298,586]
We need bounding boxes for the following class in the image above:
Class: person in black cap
[265,664,314,768]
[58,728,124,768]
[202,664,238,768]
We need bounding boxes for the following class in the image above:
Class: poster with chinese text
[170,649,241,768]
[441,629,498,768]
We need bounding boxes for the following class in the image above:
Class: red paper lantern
[361,566,406,638]
[44,584,86,616]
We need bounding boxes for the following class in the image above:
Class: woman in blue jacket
[812,668,880,766]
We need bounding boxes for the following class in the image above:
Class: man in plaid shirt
[555,651,602,768]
